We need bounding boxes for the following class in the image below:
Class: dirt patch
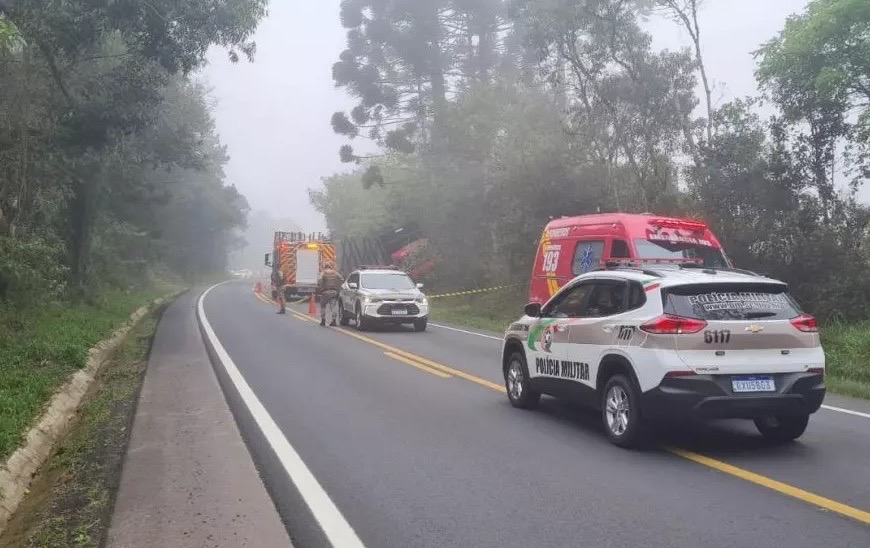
[0,306,165,548]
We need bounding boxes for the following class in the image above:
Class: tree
[0,1,265,302]
[331,0,508,165]
[0,0,268,293]
[514,0,697,210]
[654,0,713,150]
[755,0,869,187]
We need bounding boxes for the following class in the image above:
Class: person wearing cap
[317,261,344,326]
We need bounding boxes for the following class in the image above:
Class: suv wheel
[753,415,809,442]
[339,300,350,326]
[355,304,368,331]
[601,374,647,449]
[504,352,540,409]
[413,318,428,332]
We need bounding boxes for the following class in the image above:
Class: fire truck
[265,231,337,300]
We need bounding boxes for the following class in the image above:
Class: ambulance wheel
[504,352,539,410]
[339,301,350,326]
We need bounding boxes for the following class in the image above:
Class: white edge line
[429,322,503,341]
[432,321,870,420]
[820,404,870,419]
[198,282,367,548]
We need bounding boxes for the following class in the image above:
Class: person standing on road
[272,269,286,315]
[317,261,344,326]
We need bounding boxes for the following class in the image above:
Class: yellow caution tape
[427,284,524,299]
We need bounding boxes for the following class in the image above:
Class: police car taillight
[790,314,818,333]
[640,315,707,335]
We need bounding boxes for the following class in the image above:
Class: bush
[0,235,68,308]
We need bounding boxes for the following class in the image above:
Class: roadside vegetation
[0,309,164,548]
[0,0,268,522]
[312,0,870,398]
[0,284,180,460]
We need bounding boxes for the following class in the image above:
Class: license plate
[731,376,775,393]
[391,309,408,315]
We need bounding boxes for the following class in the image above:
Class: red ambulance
[528,213,731,304]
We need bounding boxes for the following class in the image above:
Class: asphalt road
[200,280,870,548]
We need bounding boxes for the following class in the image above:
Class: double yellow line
[251,286,870,526]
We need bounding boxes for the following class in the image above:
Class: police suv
[339,266,430,332]
[501,264,826,448]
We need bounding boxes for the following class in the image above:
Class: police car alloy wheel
[505,352,540,409]
[601,375,646,448]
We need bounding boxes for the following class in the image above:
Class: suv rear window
[662,283,802,321]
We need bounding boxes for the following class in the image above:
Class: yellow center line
[667,446,870,525]
[250,291,870,525]
[331,327,505,393]
[384,352,451,379]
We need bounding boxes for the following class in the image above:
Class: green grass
[0,310,162,548]
[431,294,870,400]
[820,322,870,400]
[0,285,181,461]
[429,289,526,334]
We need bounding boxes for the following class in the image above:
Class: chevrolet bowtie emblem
[745,324,764,333]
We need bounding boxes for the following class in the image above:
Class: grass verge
[0,305,165,548]
[0,286,179,461]
[430,292,870,400]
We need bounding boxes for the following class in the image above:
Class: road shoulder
[106,289,291,547]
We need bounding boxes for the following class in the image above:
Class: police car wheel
[753,414,809,443]
[601,375,647,448]
[355,304,368,331]
[339,301,350,326]
[505,352,539,410]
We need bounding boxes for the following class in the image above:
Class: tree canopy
[0,0,267,305]
[313,0,870,322]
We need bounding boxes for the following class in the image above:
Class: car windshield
[633,238,728,268]
[360,272,416,290]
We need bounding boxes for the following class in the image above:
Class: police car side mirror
[524,302,542,317]
[348,282,358,290]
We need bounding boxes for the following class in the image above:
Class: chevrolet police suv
[501,265,826,448]
[339,267,429,331]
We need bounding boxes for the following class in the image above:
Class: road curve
[201,281,870,548]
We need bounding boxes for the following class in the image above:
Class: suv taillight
[640,315,707,334]
[790,314,818,332]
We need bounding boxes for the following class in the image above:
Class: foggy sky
[203,0,811,233]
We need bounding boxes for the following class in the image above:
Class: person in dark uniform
[317,261,344,326]
[272,269,286,314]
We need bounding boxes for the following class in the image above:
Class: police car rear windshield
[360,273,416,290]
[663,282,802,321]
[634,239,728,268]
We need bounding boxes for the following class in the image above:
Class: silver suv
[501,265,826,448]
[339,267,429,331]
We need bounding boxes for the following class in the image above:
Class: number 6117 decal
[704,329,731,344]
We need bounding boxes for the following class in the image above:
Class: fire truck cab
[529,213,731,304]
